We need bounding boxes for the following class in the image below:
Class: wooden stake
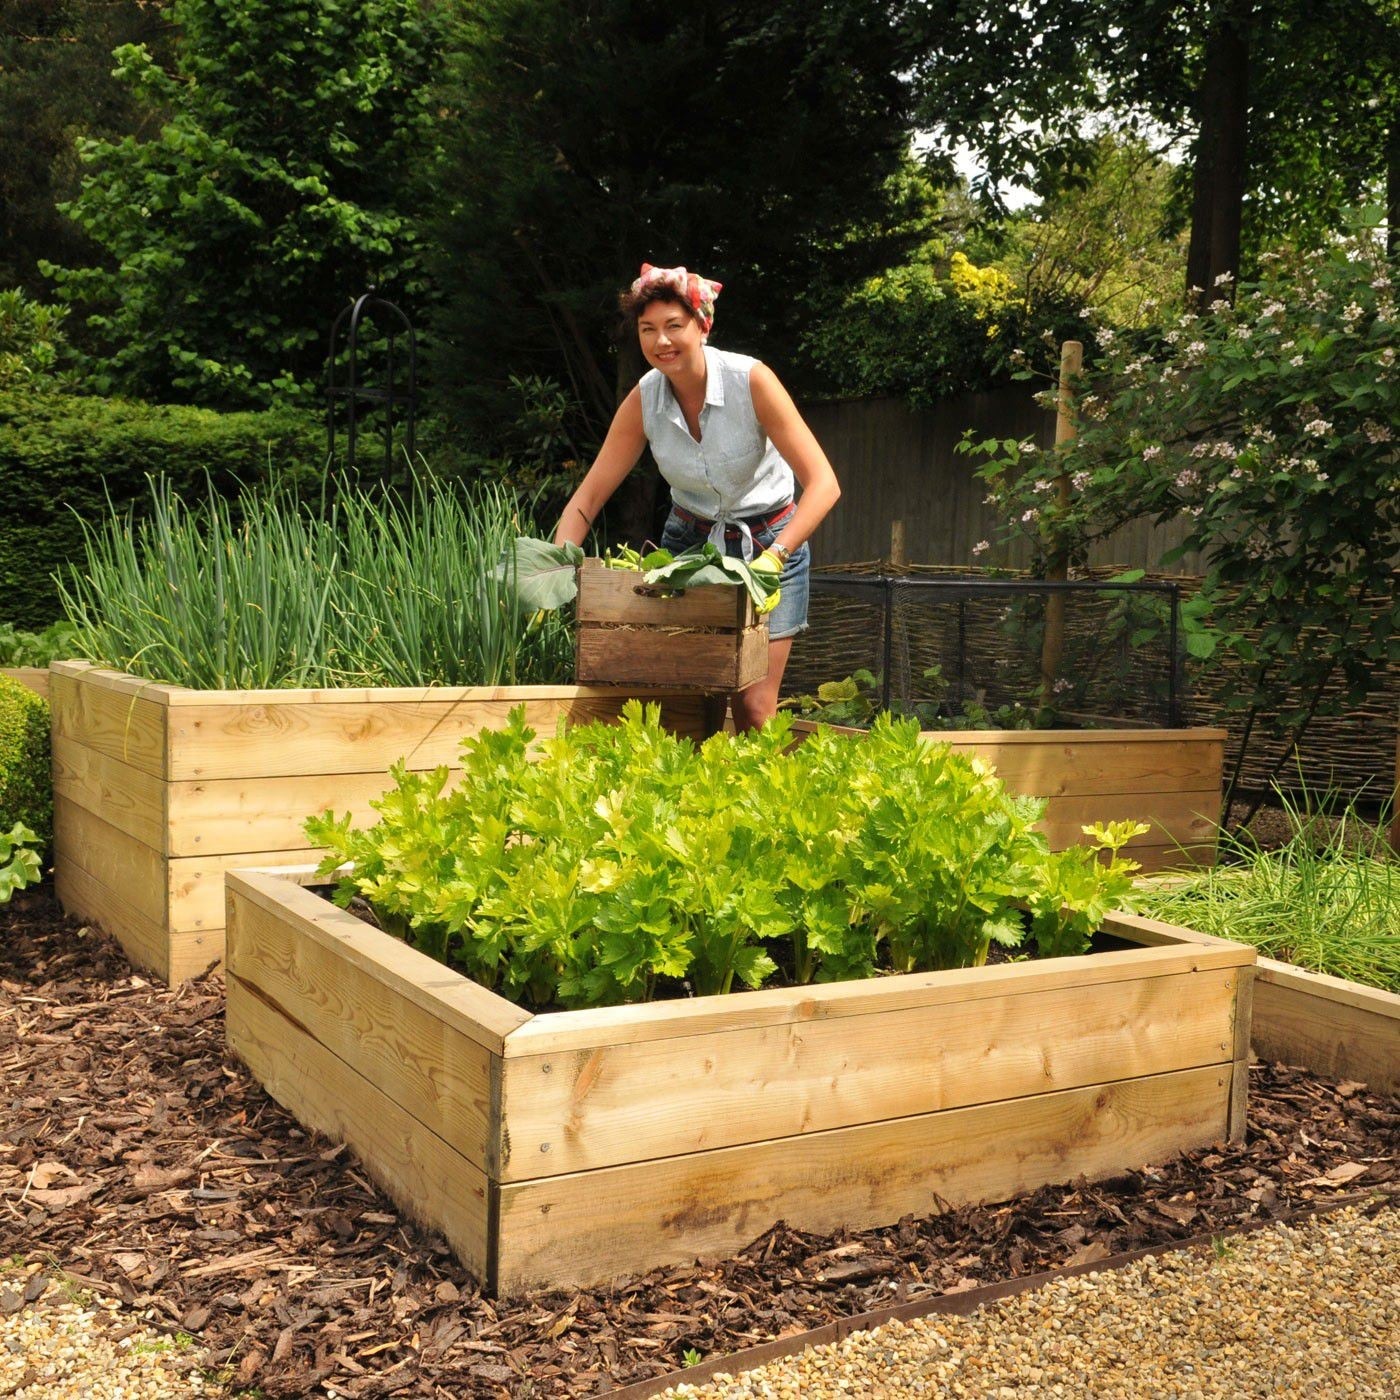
[889,519,906,570]
[1039,341,1083,699]
[1389,714,1399,855]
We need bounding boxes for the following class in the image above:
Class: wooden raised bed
[792,721,1226,874]
[575,558,768,691]
[50,661,708,985]
[1,667,50,701]
[225,866,1256,1296]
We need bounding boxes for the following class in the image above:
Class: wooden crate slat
[576,626,766,690]
[227,892,499,1172]
[576,559,751,628]
[497,966,1239,1180]
[225,973,493,1282]
[494,1063,1230,1294]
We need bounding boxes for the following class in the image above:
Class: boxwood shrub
[0,390,324,627]
[0,673,51,852]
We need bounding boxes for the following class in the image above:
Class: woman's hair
[619,263,722,333]
[617,281,703,328]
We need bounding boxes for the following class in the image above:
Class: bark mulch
[1,889,1396,1399]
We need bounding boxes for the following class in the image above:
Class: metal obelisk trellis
[325,292,418,473]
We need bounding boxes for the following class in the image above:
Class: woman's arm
[749,363,841,554]
[552,387,649,547]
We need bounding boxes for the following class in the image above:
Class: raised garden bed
[225,865,1256,1297]
[0,667,49,701]
[50,661,708,985]
[791,720,1226,874]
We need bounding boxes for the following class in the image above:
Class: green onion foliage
[307,706,1147,1010]
[58,476,574,689]
[1139,789,1400,993]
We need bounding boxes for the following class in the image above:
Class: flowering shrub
[966,215,1399,803]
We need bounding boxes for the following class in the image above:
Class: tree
[968,214,1399,818]
[44,0,444,408]
[0,1,172,299]
[910,0,1400,306]
[427,0,918,538]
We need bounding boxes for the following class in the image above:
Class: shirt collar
[662,345,724,430]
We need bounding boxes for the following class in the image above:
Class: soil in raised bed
[1,888,1396,1399]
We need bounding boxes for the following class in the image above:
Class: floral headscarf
[631,263,723,332]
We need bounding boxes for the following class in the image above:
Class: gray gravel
[661,1202,1400,1398]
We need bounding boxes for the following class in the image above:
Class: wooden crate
[226,867,1255,1297]
[575,558,768,691]
[792,721,1226,875]
[50,661,709,985]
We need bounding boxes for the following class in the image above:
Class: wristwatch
[769,542,792,565]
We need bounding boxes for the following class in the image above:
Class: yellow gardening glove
[751,549,783,617]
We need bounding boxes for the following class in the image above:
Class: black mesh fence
[786,574,1186,730]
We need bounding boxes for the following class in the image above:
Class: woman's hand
[751,549,783,615]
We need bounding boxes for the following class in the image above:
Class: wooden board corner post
[51,660,709,986]
[225,866,1256,1298]
[575,557,768,691]
[790,720,1227,875]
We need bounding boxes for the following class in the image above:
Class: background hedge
[0,391,325,628]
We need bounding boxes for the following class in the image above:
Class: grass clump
[1139,790,1399,993]
[58,475,574,690]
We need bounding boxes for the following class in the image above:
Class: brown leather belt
[672,501,795,539]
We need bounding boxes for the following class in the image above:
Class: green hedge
[0,674,50,852]
[0,390,325,628]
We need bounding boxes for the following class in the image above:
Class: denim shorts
[657,502,811,641]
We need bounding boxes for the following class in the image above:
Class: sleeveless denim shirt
[639,346,795,560]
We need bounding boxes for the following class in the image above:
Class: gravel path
[660,1202,1400,1398]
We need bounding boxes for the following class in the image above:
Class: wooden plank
[168,847,322,932]
[494,1064,1230,1294]
[166,769,453,856]
[55,853,170,983]
[50,669,168,779]
[52,795,166,929]
[227,872,531,1051]
[1228,967,1253,1145]
[0,667,49,700]
[50,660,181,704]
[167,927,223,984]
[225,972,492,1283]
[1101,911,1253,954]
[498,967,1239,1180]
[164,693,710,781]
[577,558,752,628]
[227,891,499,1173]
[576,625,767,691]
[936,736,1223,798]
[51,735,168,850]
[1036,789,1218,851]
[1251,959,1400,1095]
[503,939,1254,1057]
[1129,843,1217,875]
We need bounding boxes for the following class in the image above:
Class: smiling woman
[553,263,841,729]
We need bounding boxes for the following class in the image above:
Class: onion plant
[1139,789,1400,993]
[58,475,573,689]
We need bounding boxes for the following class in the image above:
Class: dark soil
[1,888,1396,1399]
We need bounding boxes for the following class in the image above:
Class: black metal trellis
[806,574,1186,728]
[325,291,418,473]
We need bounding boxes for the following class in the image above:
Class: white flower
[1071,471,1090,491]
[1175,468,1200,491]
[1052,677,1072,694]
[1234,325,1252,339]
[1020,508,1039,524]
[1032,477,1054,493]
[972,539,990,556]
[1142,445,1162,461]
[1095,327,1116,348]
[1289,355,1305,367]
[1214,270,1235,286]
[1303,419,1332,437]
[1371,276,1392,291]
[1363,420,1392,444]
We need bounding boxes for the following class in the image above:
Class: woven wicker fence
[790,561,1397,810]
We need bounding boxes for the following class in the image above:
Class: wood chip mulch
[1,889,1396,1399]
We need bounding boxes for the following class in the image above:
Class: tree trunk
[1185,10,1251,309]
[1388,111,1400,258]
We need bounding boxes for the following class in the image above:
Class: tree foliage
[910,0,1400,297]
[427,0,919,447]
[968,214,1400,808]
[0,1,172,298]
[44,0,444,408]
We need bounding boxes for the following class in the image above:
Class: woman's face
[637,298,705,376]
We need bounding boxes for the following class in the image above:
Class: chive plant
[58,476,573,689]
[1139,788,1400,993]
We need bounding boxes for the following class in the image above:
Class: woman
[554,263,840,730]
